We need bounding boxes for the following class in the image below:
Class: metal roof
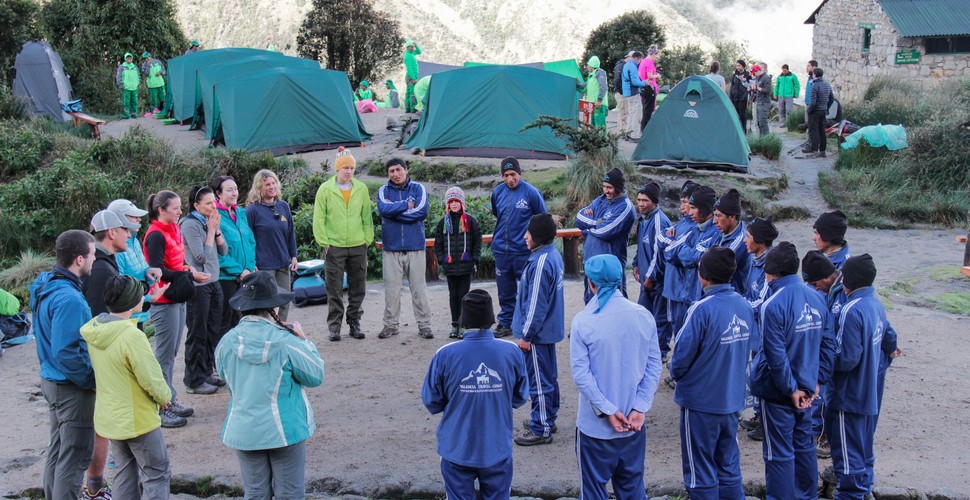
[806,0,970,37]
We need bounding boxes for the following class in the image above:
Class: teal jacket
[216,204,257,280]
[215,316,325,451]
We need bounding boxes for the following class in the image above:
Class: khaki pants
[382,250,432,329]
[615,92,628,135]
[625,95,643,139]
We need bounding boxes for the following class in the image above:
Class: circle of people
[32,145,899,499]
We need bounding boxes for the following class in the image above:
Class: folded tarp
[841,124,908,151]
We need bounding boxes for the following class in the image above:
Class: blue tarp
[841,124,909,151]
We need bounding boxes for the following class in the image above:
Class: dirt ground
[2,110,969,498]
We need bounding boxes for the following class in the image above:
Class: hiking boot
[522,419,558,434]
[348,320,365,339]
[206,374,226,387]
[418,327,434,339]
[664,376,677,389]
[378,326,399,339]
[514,432,553,446]
[818,151,827,158]
[747,426,764,441]
[160,408,187,428]
[802,146,815,154]
[661,352,670,365]
[82,484,112,500]
[820,465,837,484]
[739,414,761,431]
[493,325,513,338]
[816,434,832,459]
[186,382,218,395]
[329,330,341,341]
[167,400,194,418]
[449,326,460,339]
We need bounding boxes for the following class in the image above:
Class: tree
[297,0,403,88]
[581,11,666,93]
[657,44,707,86]
[39,0,187,114]
[0,0,40,84]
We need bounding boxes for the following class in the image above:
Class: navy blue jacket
[575,194,636,270]
[749,274,830,404]
[29,266,95,390]
[422,329,529,467]
[377,177,429,252]
[671,284,754,414]
[718,221,751,296]
[631,208,672,293]
[512,243,565,344]
[662,216,697,303]
[825,287,887,415]
[490,180,546,256]
[246,200,297,270]
[668,217,721,303]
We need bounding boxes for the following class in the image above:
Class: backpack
[0,312,32,347]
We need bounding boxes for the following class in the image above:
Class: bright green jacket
[773,72,800,98]
[142,58,165,89]
[355,88,373,101]
[0,288,20,316]
[414,75,431,111]
[81,314,172,440]
[404,45,422,82]
[116,54,140,91]
[313,176,374,248]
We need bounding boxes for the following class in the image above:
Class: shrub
[0,83,29,121]
[785,106,805,132]
[0,250,55,306]
[747,133,782,160]
[0,121,54,179]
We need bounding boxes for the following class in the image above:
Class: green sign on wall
[859,22,876,29]
[895,49,921,65]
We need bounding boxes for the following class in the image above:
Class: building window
[925,36,970,54]
[862,28,872,51]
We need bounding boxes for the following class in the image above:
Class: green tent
[212,67,371,153]
[405,65,577,159]
[632,76,750,172]
[543,59,583,81]
[168,48,282,123]
[196,55,319,139]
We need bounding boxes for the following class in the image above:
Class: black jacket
[82,245,119,316]
[730,70,750,102]
[613,59,626,93]
[433,212,482,276]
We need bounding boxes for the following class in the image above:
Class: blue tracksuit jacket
[671,284,754,414]
[749,274,831,403]
[745,251,768,348]
[662,216,697,303]
[575,194,636,269]
[422,329,529,467]
[631,208,672,293]
[825,287,886,415]
[718,221,750,296]
[827,244,851,270]
[377,177,429,251]
[668,217,721,303]
[490,180,547,256]
[512,243,565,344]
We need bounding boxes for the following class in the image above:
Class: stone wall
[812,0,970,102]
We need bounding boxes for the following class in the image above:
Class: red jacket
[143,220,185,304]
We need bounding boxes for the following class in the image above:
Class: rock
[872,485,913,500]
[928,487,959,500]
[537,483,570,498]
[371,481,408,499]
[407,482,445,497]
[0,455,40,474]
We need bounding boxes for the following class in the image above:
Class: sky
[722,0,816,75]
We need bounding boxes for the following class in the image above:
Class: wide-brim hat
[229,271,296,311]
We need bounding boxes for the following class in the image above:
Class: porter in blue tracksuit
[571,254,661,500]
[668,186,721,321]
[749,242,830,500]
[491,158,547,333]
[712,189,751,296]
[741,217,779,427]
[663,182,700,341]
[813,210,851,270]
[631,183,672,356]
[422,289,529,499]
[512,214,564,443]
[575,167,636,303]
[670,247,753,500]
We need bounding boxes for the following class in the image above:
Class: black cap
[527,213,557,246]
[842,254,877,290]
[764,241,799,276]
[814,210,848,243]
[747,216,779,244]
[500,157,521,175]
[680,180,699,198]
[603,167,625,193]
[638,182,661,204]
[689,186,716,215]
[459,289,496,329]
[699,246,737,284]
[801,250,836,283]
[714,188,742,217]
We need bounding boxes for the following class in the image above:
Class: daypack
[293,285,327,307]
[0,312,32,347]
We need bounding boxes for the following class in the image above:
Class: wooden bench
[68,112,107,140]
[377,228,585,282]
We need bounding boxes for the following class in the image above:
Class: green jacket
[355,88,373,101]
[0,288,20,316]
[216,205,257,280]
[773,72,800,99]
[116,54,140,91]
[81,314,172,440]
[142,58,165,89]
[414,75,431,111]
[404,45,422,82]
[313,176,374,248]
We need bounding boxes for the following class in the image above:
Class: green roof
[879,0,970,37]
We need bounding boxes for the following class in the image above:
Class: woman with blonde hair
[245,170,299,320]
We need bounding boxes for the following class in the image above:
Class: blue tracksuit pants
[576,429,647,500]
[524,343,560,437]
[679,408,744,500]
[637,288,671,356]
[668,299,690,340]
[494,252,529,328]
[826,410,872,500]
[440,455,513,500]
[761,401,818,500]
[812,384,827,436]
[866,360,890,492]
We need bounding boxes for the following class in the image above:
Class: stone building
[806,0,970,101]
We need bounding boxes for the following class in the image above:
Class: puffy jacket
[433,211,482,276]
[631,208,672,292]
[377,178,429,252]
[81,314,171,440]
[143,220,185,305]
[512,243,565,344]
[116,55,140,91]
[671,284,754,414]
[749,274,830,404]
[575,194,636,269]
[718,221,751,296]
[215,316,325,451]
[82,245,120,316]
[661,216,697,303]
[142,58,165,89]
[116,233,150,282]
[313,177,374,248]
[490,180,546,256]
[824,287,886,415]
[30,267,95,389]
[216,204,257,280]
[668,217,721,303]
[773,72,800,98]
[809,77,833,114]
[621,60,645,97]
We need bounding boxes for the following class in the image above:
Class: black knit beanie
[764,241,799,276]
[603,168,625,193]
[814,210,848,243]
[680,180,699,199]
[801,250,837,283]
[842,254,877,290]
[459,289,496,329]
[500,157,521,175]
[747,216,779,244]
[638,182,661,204]
[714,188,742,217]
[527,213,557,246]
[689,186,716,216]
[699,246,737,284]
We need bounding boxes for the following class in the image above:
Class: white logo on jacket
[795,304,823,332]
[720,315,751,345]
[460,363,504,393]
[515,199,530,210]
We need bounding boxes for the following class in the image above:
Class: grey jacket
[180,212,228,286]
